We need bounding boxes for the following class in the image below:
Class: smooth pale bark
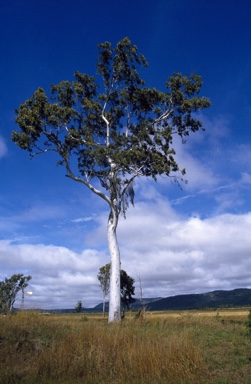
[102,293,106,318]
[66,166,122,322]
[107,212,121,323]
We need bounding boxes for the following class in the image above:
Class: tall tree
[12,37,211,322]
[98,264,135,317]
[0,274,32,314]
[97,263,110,318]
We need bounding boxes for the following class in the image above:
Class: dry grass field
[1,309,251,383]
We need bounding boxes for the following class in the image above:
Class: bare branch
[101,101,110,147]
[153,108,173,125]
[65,161,111,206]
[30,147,55,159]
[125,105,131,138]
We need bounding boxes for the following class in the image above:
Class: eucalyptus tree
[12,37,211,322]
[97,263,110,318]
[0,274,32,314]
[98,263,135,318]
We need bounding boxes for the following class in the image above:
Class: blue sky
[1,0,251,309]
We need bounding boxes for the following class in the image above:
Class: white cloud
[71,216,94,223]
[1,113,251,309]
[171,138,218,191]
[0,135,7,158]
[1,193,251,309]
[241,172,251,185]
[78,204,250,294]
[0,241,107,309]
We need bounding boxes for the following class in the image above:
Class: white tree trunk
[102,292,106,318]
[107,214,121,322]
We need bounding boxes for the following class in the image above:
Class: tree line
[1,268,135,316]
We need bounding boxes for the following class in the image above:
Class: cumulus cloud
[1,114,251,309]
[169,137,219,191]
[0,241,106,309]
[2,193,250,310]
[118,206,251,298]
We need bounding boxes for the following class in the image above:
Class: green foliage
[97,263,110,317]
[98,264,135,316]
[120,269,135,315]
[12,37,211,218]
[0,274,32,314]
[75,300,83,314]
[97,263,111,297]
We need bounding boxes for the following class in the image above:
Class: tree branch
[101,100,110,147]
[125,105,131,138]
[153,108,173,125]
[30,147,56,159]
[64,124,86,144]
[65,161,111,206]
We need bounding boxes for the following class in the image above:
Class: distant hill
[146,288,251,311]
[93,288,251,312]
[31,288,251,313]
[93,297,162,311]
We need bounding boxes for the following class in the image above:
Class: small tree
[12,37,211,322]
[75,300,83,314]
[135,274,147,320]
[120,269,135,317]
[97,263,110,318]
[98,264,135,317]
[0,274,32,314]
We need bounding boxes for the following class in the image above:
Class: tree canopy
[12,37,210,217]
[0,274,32,314]
[12,37,211,322]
